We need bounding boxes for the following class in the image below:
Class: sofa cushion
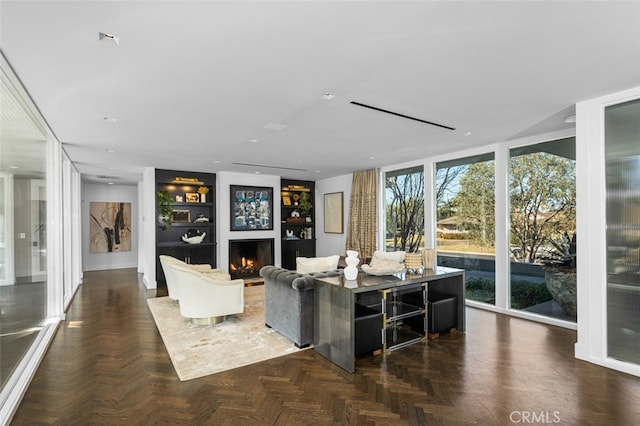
[296,255,340,274]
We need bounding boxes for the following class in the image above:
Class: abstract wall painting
[90,202,132,253]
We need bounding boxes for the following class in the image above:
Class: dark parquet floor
[10,268,640,425]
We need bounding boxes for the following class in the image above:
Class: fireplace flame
[230,257,256,275]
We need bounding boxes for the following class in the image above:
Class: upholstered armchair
[159,255,229,302]
[171,264,244,325]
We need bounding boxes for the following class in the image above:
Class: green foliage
[465,278,495,303]
[510,280,553,309]
[456,161,496,247]
[510,151,576,263]
[465,277,552,309]
[298,191,312,217]
[156,190,173,230]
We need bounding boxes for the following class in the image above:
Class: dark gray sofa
[259,265,343,348]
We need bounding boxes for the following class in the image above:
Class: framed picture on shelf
[185,192,199,203]
[230,185,273,231]
[171,209,191,223]
[324,192,344,233]
[282,196,291,206]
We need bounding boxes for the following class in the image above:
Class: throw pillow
[368,250,406,267]
[296,255,340,274]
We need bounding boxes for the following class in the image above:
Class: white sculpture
[344,250,359,281]
[182,231,206,244]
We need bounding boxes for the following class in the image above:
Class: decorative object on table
[230,185,273,231]
[361,250,406,276]
[182,229,206,244]
[292,193,300,205]
[156,190,174,230]
[285,229,296,239]
[185,192,199,203]
[197,186,210,203]
[171,209,191,223]
[90,201,132,253]
[344,250,359,281]
[193,213,209,223]
[404,252,422,274]
[324,192,344,234]
[291,210,300,218]
[421,248,436,270]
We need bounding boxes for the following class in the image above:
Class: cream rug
[147,285,303,381]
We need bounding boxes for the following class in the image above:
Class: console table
[313,267,465,372]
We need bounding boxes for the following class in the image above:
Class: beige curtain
[346,168,378,258]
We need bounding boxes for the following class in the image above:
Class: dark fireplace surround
[229,238,274,280]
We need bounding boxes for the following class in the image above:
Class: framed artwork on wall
[324,192,344,234]
[230,185,273,231]
[89,201,132,253]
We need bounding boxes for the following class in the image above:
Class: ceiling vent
[96,175,121,180]
[350,101,455,131]
[232,162,306,172]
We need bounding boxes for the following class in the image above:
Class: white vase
[344,251,359,281]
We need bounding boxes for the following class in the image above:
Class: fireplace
[229,239,274,280]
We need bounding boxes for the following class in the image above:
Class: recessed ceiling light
[255,171,261,174]
[213,160,221,164]
[108,182,114,185]
[315,170,320,173]
[464,131,472,136]
[369,156,375,160]
[103,116,117,122]
[321,93,335,101]
[99,32,120,45]
[106,149,116,153]
[248,139,259,143]
[264,122,287,131]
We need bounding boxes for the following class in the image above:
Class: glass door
[605,98,640,364]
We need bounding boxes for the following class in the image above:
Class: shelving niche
[155,168,216,287]
[280,179,315,270]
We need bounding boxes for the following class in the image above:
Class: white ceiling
[2,1,640,185]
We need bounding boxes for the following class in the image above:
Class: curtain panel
[346,168,378,258]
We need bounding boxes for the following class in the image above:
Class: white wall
[216,172,281,270]
[142,167,156,288]
[315,173,352,257]
[82,183,138,271]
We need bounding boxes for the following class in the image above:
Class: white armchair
[171,264,245,325]
[159,255,230,302]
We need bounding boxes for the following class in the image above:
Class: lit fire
[230,257,255,273]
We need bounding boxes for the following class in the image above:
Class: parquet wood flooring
[10,268,640,425]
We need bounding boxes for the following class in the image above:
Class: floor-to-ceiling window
[0,66,49,390]
[509,138,576,322]
[436,154,496,304]
[384,166,424,252]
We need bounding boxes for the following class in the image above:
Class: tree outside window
[385,166,424,252]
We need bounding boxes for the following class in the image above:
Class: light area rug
[147,285,303,381]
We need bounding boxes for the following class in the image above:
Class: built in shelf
[157,242,216,248]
